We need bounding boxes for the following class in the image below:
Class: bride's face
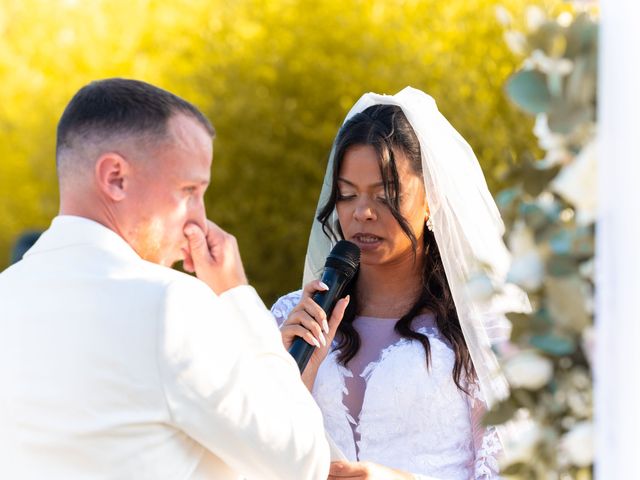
[336,144,428,267]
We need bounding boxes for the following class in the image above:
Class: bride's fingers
[301,279,329,300]
[284,311,326,347]
[297,316,326,346]
[300,298,329,334]
[281,325,321,348]
[328,296,350,337]
[288,297,329,334]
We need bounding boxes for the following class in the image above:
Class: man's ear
[95,153,130,202]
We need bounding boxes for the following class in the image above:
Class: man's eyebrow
[184,178,210,186]
[338,178,385,188]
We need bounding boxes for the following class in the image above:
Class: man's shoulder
[0,251,214,304]
[130,259,215,299]
[0,261,22,287]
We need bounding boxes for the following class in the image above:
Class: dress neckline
[355,312,437,327]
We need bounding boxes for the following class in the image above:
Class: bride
[272,88,527,479]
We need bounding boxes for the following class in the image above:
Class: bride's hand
[328,461,415,479]
[280,279,349,388]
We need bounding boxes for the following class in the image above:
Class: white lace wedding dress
[272,290,502,480]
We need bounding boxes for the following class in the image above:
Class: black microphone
[288,240,360,373]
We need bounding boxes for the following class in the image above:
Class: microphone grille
[326,240,360,275]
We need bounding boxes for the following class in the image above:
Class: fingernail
[184,226,196,236]
[319,334,326,347]
[323,319,330,334]
[312,337,321,348]
[319,282,329,291]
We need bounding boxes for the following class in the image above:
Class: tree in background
[1,0,546,302]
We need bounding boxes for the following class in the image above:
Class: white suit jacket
[0,216,329,480]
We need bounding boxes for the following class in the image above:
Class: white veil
[302,87,530,420]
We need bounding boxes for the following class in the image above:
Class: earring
[426,217,434,232]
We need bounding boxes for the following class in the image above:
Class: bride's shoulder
[270,289,303,326]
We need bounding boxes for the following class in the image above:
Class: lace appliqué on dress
[468,382,502,479]
[271,290,303,327]
[270,291,503,479]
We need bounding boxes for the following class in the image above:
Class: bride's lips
[351,233,383,251]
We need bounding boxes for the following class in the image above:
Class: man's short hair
[56,78,214,169]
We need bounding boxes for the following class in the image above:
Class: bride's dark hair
[317,104,475,391]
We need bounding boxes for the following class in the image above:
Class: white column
[596,0,640,477]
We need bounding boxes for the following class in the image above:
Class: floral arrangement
[480,4,597,478]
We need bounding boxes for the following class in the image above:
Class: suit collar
[25,215,141,262]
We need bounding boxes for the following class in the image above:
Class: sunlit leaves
[0,0,544,304]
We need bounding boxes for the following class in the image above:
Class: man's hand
[183,220,248,295]
[328,461,415,480]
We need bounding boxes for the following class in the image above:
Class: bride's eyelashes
[336,193,356,201]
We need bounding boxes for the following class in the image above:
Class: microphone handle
[288,267,351,373]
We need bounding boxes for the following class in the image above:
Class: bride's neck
[355,249,424,318]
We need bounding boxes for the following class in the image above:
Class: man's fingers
[184,218,248,295]
[329,460,365,477]
[182,252,195,273]
[184,223,210,267]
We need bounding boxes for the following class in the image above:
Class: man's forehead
[167,114,213,150]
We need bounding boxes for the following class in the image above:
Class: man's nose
[188,197,208,232]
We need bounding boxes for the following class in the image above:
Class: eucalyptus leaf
[565,13,598,58]
[501,462,528,476]
[507,311,533,340]
[506,312,531,324]
[506,70,551,114]
[547,254,579,276]
[532,308,554,333]
[523,164,561,197]
[520,202,549,230]
[527,21,563,53]
[545,276,590,331]
[483,399,518,426]
[547,72,564,98]
[549,230,573,255]
[566,57,591,105]
[496,188,519,211]
[547,101,594,134]
[573,226,595,258]
[550,226,594,258]
[530,333,576,356]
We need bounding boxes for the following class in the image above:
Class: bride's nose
[353,196,377,222]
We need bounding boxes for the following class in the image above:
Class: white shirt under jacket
[0,216,329,480]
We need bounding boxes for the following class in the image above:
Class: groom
[0,79,329,479]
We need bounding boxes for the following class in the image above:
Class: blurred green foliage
[485,4,597,477]
[1,0,544,304]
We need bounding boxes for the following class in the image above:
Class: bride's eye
[337,192,356,201]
